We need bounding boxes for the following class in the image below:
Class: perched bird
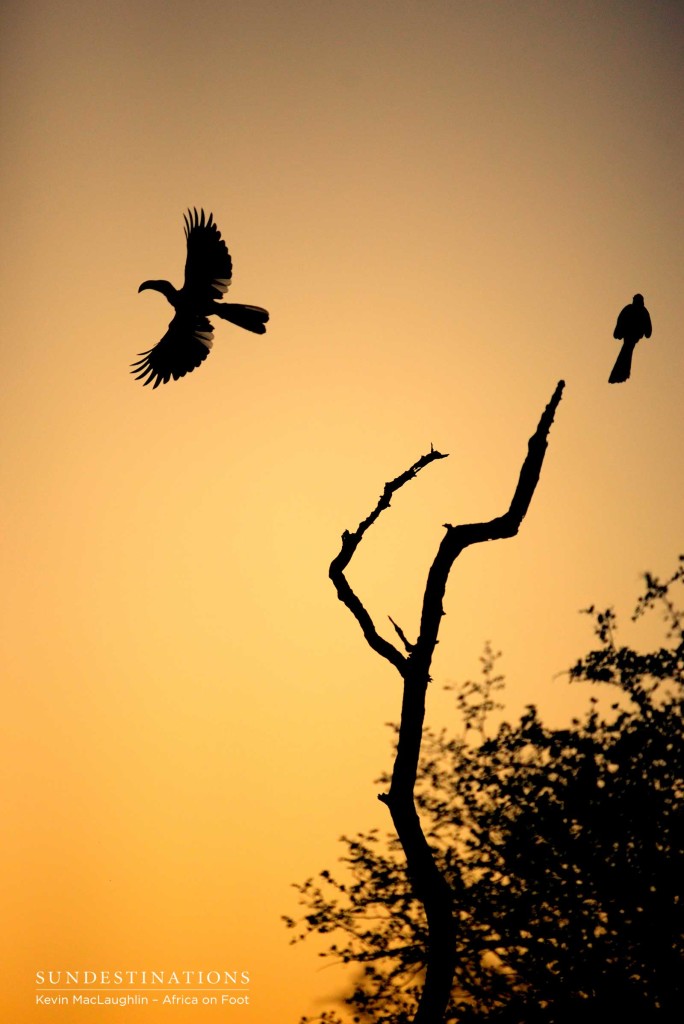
[608,293,652,384]
[132,208,269,387]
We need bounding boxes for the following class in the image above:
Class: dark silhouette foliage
[285,558,684,1023]
[608,293,652,384]
[132,208,269,387]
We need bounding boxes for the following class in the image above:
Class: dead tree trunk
[329,380,565,1024]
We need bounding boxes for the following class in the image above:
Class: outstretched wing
[182,207,232,305]
[131,312,214,388]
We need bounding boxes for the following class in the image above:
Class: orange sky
[1,2,683,1021]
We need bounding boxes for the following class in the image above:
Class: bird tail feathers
[214,303,269,334]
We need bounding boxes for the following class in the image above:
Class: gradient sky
[2,1,683,1021]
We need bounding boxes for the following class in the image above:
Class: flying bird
[132,208,269,387]
[608,293,652,384]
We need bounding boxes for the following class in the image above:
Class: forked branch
[329,381,565,1024]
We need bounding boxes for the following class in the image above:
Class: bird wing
[182,207,233,304]
[613,304,633,340]
[131,312,214,388]
[614,303,652,341]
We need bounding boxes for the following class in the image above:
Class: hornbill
[132,208,269,387]
[608,293,652,384]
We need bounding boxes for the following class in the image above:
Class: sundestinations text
[35,970,250,987]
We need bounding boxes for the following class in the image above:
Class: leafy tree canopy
[285,558,684,1023]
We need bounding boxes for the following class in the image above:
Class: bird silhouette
[132,208,269,387]
[608,293,652,384]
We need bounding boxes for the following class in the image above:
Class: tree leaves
[287,561,684,1022]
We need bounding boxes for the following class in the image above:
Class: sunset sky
[2,1,682,1021]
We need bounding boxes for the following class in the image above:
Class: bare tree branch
[329,447,448,674]
[415,378,566,678]
[329,381,565,1024]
